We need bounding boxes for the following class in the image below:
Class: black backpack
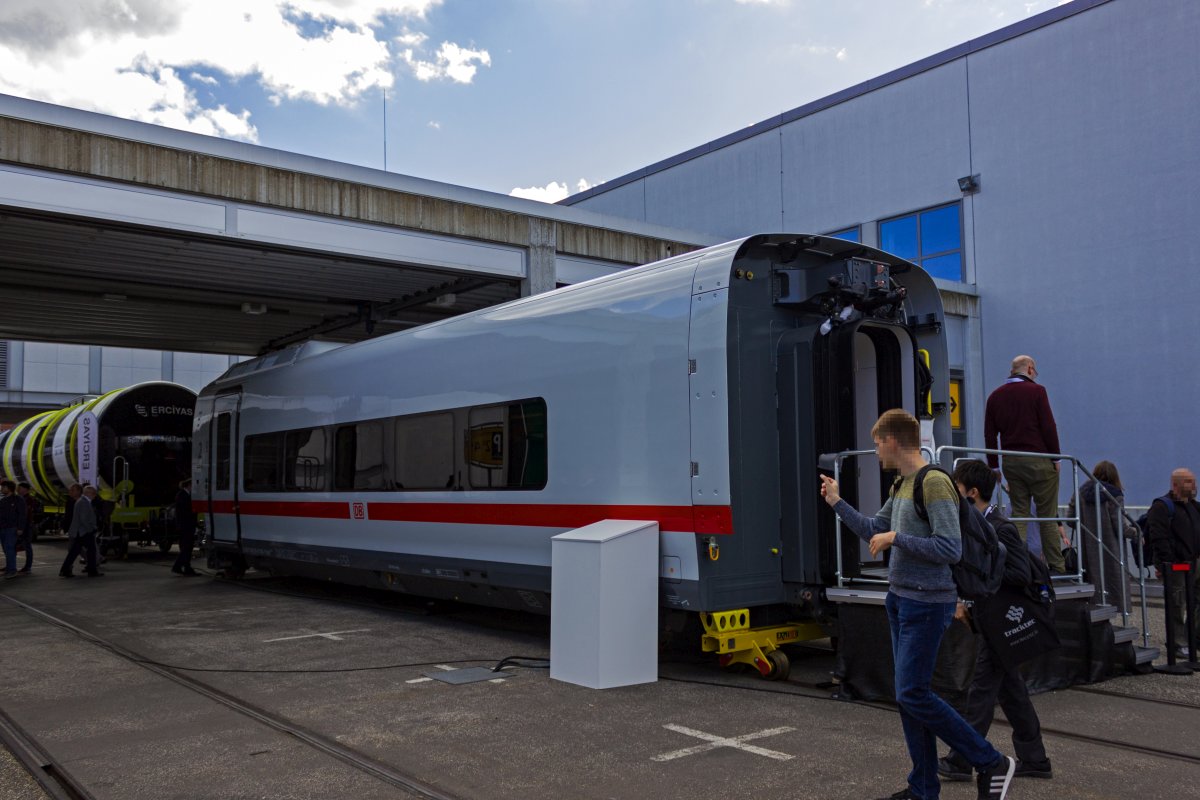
[905,465,1007,601]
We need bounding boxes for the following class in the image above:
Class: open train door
[207,392,242,551]
[765,235,949,589]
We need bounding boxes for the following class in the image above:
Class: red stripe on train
[207,500,733,534]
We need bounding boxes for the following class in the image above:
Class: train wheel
[765,650,790,682]
[158,538,173,554]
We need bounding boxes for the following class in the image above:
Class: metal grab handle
[819,449,878,589]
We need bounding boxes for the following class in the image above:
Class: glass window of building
[826,226,861,243]
[878,202,963,281]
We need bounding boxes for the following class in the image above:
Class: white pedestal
[550,519,659,689]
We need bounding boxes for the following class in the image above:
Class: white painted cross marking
[262,629,370,643]
[651,724,795,762]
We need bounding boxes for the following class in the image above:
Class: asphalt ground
[1,539,1199,800]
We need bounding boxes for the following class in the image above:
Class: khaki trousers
[1003,455,1064,572]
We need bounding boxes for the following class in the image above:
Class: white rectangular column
[550,520,659,689]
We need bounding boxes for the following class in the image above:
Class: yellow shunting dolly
[701,609,826,681]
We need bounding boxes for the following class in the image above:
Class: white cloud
[428,120,441,129]
[0,0,480,142]
[735,0,790,6]
[402,40,491,83]
[792,44,849,62]
[510,181,571,203]
[509,179,596,202]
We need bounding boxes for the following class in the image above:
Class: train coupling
[700,609,826,682]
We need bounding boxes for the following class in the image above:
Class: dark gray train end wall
[566,0,1200,504]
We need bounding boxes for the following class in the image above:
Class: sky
[0,0,1073,203]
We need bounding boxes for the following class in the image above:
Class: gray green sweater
[833,469,963,603]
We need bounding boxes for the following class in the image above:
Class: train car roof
[205,233,916,392]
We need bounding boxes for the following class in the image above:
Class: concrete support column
[5,341,23,389]
[162,351,174,383]
[965,298,986,450]
[523,218,557,297]
[88,346,102,395]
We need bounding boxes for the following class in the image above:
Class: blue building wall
[564,0,1200,504]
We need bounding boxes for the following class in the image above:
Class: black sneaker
[1015,758,1052,779]
[874,789,920,800]
[977,755,1015,800]
[937,756,972,782]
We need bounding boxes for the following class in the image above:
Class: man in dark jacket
[984,355,1064,573]
[1148,468,1200,656]
[0,480,26,579]
[939,460,1053,783]
[60,484,102,578]
[172,478,198,576]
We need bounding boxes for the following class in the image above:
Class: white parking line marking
[262,629,371,642]
[652,724,795,762]
[406,665,455,684]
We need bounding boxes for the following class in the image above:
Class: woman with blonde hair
[1068,460,1139,614]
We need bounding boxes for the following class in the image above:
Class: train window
[393,413,454,490]
[466,398,547,490]
[215,413,231,491]
[333,421,388,491]
[243,432,283,492]
[284,428,327,492]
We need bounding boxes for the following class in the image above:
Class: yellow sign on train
[949,379,963,430]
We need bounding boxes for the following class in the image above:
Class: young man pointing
[820,409,1015,800]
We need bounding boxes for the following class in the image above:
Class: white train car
[194,234,950,668]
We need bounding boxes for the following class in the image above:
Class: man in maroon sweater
[984,355,1065,572]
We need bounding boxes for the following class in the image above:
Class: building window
[878,202,963,282]
[826,226,860,243]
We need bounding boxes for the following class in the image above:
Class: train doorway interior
[777,319,917,586]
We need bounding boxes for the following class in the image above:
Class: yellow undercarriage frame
[701,609,826,681]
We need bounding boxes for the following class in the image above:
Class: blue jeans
[886,592,1002,800]
[1,527,17,575]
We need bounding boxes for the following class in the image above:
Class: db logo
[351,502,366,520]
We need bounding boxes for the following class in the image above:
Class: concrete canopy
[0,95,712,356]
